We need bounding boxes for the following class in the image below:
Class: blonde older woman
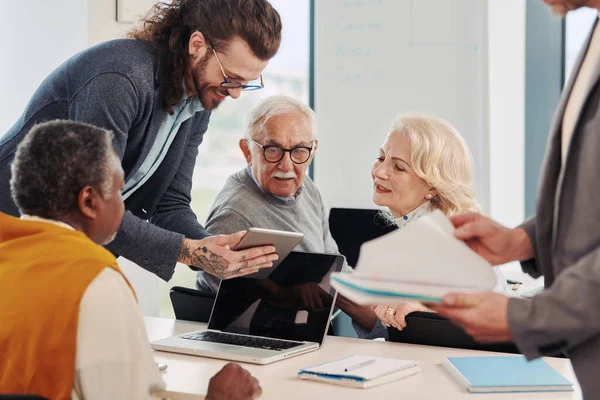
[369,114,504,333]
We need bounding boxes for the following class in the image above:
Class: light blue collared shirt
[122,84,203,200]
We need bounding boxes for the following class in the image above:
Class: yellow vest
[0,212,134,400]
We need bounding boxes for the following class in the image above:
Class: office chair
[0,396,49,400]
[387,311,521,354]
[327,208,397,338]
[328,208,397,268]
[169,286,216,323]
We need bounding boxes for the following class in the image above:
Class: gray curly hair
[10,120,115,219]
[245,95,316,140]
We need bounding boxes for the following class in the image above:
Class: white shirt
[71,268,165,400]
[21,216,165,400]
[562,17,600,163]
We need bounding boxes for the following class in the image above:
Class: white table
[146,317,582,400]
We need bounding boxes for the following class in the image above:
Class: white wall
[88,0,142,46]
[314,0,492,214]
[313,0,526,226]
[488,0,526,278]
[488,0,526,228]
[0,0,88,133]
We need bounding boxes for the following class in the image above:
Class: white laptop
[151,251,345,365]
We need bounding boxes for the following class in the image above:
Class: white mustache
[271,171,297,179]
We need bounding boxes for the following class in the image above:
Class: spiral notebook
[298,355,421,389]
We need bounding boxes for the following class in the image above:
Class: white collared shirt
[393,201,433,229]
[562,16,600,163]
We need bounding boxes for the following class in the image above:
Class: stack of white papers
[298,355,421,389]
[329,210,498,304]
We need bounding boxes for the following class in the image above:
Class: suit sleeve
[105,212,185,281]
[508,248,600,358]
[519,216,542,278]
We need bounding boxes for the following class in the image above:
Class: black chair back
[328,208,397,268]
[170,286,216,323]
[388,311,521,353]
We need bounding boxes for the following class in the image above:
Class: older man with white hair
[196,95,382,337]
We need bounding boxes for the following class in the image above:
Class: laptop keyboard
[181,331,304,351]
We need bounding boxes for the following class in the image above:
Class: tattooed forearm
[179,240,193,263]
[191,246,230,278]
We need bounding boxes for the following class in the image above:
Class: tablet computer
[234,228,304,278]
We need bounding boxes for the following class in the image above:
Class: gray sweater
[197,168,342,292]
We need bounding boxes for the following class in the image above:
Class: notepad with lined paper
[443,356,574,393]
[298,355,421,389]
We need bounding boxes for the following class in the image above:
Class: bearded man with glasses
[196,95,380,338]
[0,0,282,283]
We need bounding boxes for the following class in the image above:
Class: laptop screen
[208,251,344,344]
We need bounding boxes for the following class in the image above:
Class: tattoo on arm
[191,246,230,278]
[179,240,192,263]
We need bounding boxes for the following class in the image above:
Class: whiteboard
[313,0,489,212]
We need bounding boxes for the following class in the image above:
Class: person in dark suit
[0,0,282,282]
[431,1,600,397]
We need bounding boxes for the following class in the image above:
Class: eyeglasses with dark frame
[251,139,315,164]
[206,38,264,91]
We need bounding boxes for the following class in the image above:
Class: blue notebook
[443,356,573,393]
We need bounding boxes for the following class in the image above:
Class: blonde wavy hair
[390,114,481,215]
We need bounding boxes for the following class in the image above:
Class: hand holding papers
[329,210,498,304]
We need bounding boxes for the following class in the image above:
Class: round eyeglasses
[252,139,314,164]
[208,38,264,91]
